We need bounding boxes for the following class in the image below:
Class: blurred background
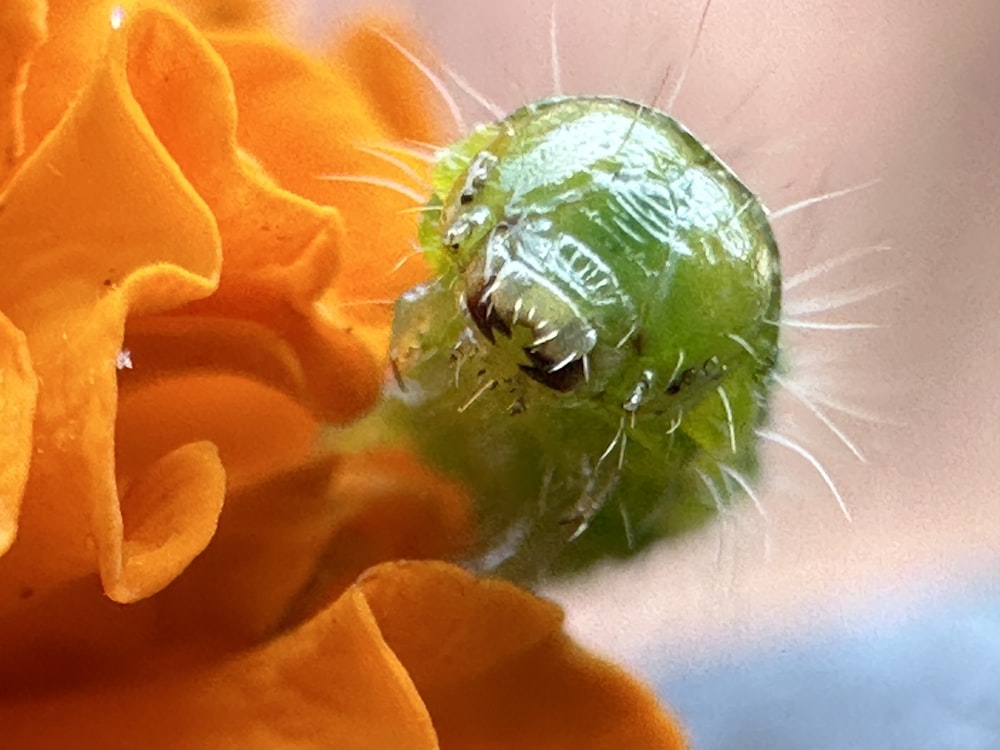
[296,1,999,746]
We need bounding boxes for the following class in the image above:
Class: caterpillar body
[384,95,781,582]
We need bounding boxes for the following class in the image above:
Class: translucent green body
[388,97,781,581]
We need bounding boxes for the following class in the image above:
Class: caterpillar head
[418,97,780,409]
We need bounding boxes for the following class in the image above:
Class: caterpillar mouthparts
[385,96,781,583]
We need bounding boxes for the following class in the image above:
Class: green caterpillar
[383,95,781,582]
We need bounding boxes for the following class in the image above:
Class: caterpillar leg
[562,367,657,540]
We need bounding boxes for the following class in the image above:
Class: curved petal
[172,281,380,423]
[0,577,439,749]
[279,449,474,626]
[0,0,46,182]
[0,5,222,612]
[120,315,310,402]
[361,561,687,749]
[20,1,129,157]
[115,374,320,492]
[0,561,683,749]
[107,440,225,603]
[122,7,380,422]
[142,458,344,649]
[144,450,472,650]
[208,28,441,343]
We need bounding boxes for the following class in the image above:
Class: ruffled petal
[208,26,443,352]
[1,572,440,749]
[109,440,225,603]
[19,1,127,157]
[0,447,473,673]
[285,449,474,622]
[0,1,467,658]
[115,372,319,491]
[0,561,683,750]
[122,6,380,422]
[361,561,687,749]
[142,457,345,649]
[142,449,472,650]
[0,2,222,611]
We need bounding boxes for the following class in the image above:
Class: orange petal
[124,9,337,282]
[120,314,310,404]
[0,0,46,182]
[115,373,319,492]
[209,29,439,338]
[19,1,130,157]
[144,449,472,651]
[280,449,475,624]
[0,570,167,691]
[169,0,275,31]
[0,4,221,611]
[172,281,380,424]
[1,571,439,749]
[329,15,455,147]
[0,312,37,558]
[1,459,329,686]
[142,458,344,650]
[0,560,682,749]
[123,7,379,421]
[361,561,688,749]
[107,440,225,603]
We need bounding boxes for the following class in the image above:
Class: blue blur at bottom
[656,582,1000,750]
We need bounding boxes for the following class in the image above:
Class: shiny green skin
[388,97,781,582]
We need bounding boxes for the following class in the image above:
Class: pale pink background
[289,0,999,669]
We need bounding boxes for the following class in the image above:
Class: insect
[326,2,887,586]
[383,95,782,582]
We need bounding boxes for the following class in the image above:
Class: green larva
[383,95,781,582]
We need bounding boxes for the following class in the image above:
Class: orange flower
[0,1,685,746]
